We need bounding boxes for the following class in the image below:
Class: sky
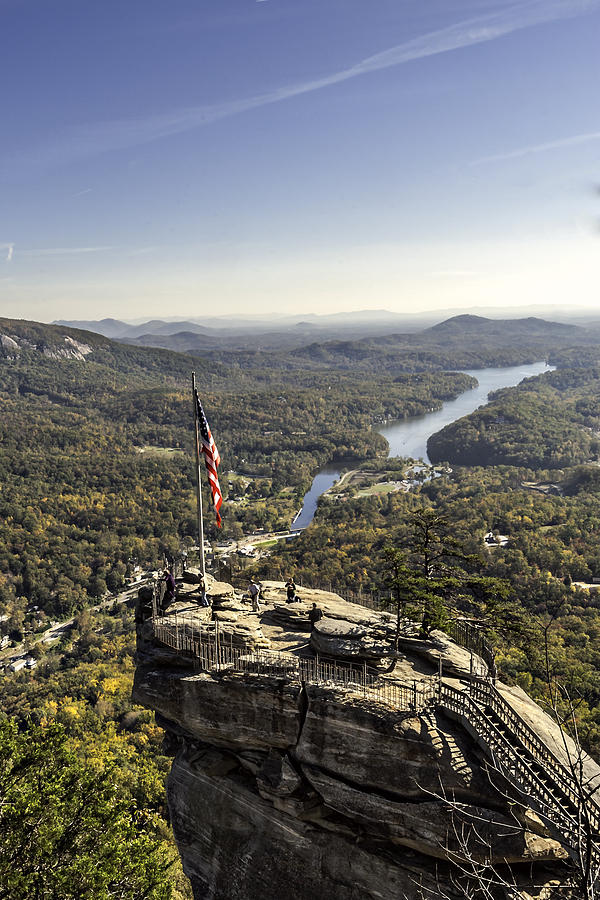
[2,0,600,322]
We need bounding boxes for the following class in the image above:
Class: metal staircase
[438,679,600,877]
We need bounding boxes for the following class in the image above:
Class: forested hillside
[427,366,600,468]
[109,313,600,373]
[250,314,597,373]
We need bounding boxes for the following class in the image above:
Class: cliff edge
[134,579,594,899]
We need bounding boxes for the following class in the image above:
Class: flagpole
[192,372,206,578]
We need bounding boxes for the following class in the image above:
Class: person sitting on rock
[308,603,323,630]
[285,577,297,603]
[248,578,261,612]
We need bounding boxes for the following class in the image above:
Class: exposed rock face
[134,582,581,899]
[42,335,92,360]
[0,331,92,360]
[0,334,20,356]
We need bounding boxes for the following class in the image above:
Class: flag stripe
[195,391,223,528]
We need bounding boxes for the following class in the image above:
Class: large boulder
[396,630,487,679]
[135,583,578,898]
[310,616,391,660]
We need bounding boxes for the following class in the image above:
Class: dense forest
[0,602,192,898]
[0,317,478,630]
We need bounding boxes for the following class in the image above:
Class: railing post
[412,680,417,710]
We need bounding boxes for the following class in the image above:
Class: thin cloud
[1,243,14,262]
[22,246,113,256]
[128,246,162,256]
[472,129,600,164]
[8,0,600,172]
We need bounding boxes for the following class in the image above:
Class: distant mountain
[424,315,580,339]
[55,310,425,343]
[280,315,595,373]
[45,312,600,376]
[116,312,428,353]
[0,317,218,384]
[127,331,221,352]
[54,318,214,340]
[125,320,213,339]
[53,317,131,339]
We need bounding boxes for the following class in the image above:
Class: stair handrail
[151,602,591,815]
[439,681,588,851]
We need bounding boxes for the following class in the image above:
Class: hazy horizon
[3,0,600,321]
[45,302,600,331]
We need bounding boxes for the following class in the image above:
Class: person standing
[161,569,176,613]
[198,573,210,608]
[248,578,261,613]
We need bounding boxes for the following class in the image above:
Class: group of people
[247,576,323,629]
[247,575,296,611]
[160,568,209,612]
[161,565,322,628]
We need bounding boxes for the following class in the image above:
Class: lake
[291,361,552,531]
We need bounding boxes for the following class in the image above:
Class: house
[8,658,26,673]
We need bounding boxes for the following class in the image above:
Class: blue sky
[2,0,600,321]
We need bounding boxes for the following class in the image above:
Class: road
[0,580,150,670]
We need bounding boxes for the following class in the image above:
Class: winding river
[291,361,552,531]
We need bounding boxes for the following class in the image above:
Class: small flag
[195,391,223,528]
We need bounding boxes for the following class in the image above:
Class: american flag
[195,392,223,528]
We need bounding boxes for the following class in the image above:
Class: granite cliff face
[134,579,588,899]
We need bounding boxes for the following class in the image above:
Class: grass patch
[356,482,405,497]
[136,446,184,457]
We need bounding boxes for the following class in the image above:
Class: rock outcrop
[134,581,586,899]
[0,331,92,360]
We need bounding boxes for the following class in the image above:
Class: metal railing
[152,613,437,712]
[469,679,600,827]
[284,577,497,674]
[147,577,600,871]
